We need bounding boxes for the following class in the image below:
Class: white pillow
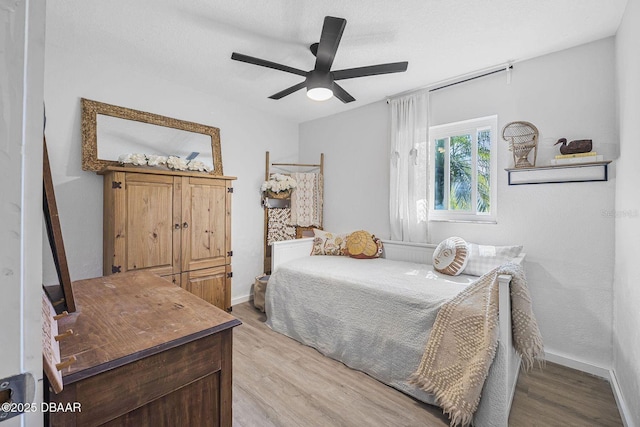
[463,243,523,276]
[432,237,469,276]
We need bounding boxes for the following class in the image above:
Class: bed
[265,238,524,427]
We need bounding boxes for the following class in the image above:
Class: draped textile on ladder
[290,172,323,227]
[267,208,296,244]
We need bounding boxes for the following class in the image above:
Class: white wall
[614,0,640,424]
[300,38,617,370]
[299,101,391,236]
[43,14,299,303]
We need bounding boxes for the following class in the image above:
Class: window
[429,115,497,222]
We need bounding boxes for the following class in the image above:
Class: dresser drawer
[51,333,221,426]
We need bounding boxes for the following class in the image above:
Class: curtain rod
[429,65,512,92]
[386,63,513,102]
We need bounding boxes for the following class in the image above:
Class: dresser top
[56,271,241,384]
[98,165,237,180]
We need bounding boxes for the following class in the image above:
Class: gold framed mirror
[81,98,223,175]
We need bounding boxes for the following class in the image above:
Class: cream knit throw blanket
[410,263,544,427]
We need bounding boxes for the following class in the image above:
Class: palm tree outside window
[430,116,497,222]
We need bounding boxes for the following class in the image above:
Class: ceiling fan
[231,16,408,103]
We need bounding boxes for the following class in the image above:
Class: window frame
[428,115,498,223]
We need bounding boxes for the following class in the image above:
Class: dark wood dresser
[46,271,241,426]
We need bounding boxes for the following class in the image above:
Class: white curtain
[389,92,429,242]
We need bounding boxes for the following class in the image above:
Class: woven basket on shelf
[266,189,292,199]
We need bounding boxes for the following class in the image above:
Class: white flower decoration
[119,153,147,166]
[167,156,189,171]
[130,153,147,166]
[118,153,133,164]
[187,160,211,172]
[261,174,297,194]
[146,155,168,166]
[119,153,211,173]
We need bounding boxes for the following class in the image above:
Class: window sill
[428,218,497,224]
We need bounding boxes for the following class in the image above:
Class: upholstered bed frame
[270,237,524,426]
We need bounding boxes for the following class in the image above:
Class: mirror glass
[82,98,223,175]
[96,115,214,171]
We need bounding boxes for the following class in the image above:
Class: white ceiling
[47,0,628,124]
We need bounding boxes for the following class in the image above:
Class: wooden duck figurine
[554,138,593,155]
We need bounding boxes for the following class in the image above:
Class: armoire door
[181,177,231,272]
[106,172,179,276]
[181,265,231,310]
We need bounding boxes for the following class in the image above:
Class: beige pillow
[311,229,348,256]
[463,243,523,276]
[432,237,469,276]
[346,230,383,259]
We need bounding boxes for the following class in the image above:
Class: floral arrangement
[118,153,211,172]
[166,156,188,171]
[185,159,210,172]
[261,173,297,194]
[119,153,148,166]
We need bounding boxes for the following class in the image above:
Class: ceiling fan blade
[269,81,307,100]
[332,61,408,80]
[315,16,346,72]
[231,52,307,77]
[332,83,355,103]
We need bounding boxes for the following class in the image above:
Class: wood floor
[232,302,622,427]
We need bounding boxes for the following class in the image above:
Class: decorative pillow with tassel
[433,236,469,276]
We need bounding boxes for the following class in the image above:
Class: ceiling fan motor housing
[307,70,333,90]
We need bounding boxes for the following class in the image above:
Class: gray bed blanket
[265,256,478,406]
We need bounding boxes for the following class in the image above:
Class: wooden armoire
[100,166,235,311]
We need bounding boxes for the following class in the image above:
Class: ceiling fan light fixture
[307,86,333,101]
[306,70,334,101]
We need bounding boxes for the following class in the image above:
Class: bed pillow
[432,237,469,276]
[346,230,383,259]
[311,229,348,256]
[463,243,523,276]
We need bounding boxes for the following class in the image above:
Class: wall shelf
[505,161,611,185]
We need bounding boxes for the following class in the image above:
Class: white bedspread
[265,256,478,405]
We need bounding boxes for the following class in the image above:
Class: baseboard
[231,294,251,306]
[543,350,610,378]
[609,368,636,427]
